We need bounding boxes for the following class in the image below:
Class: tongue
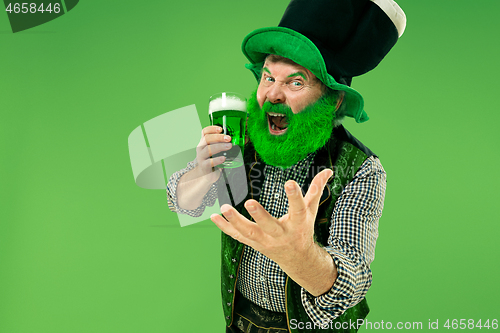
[271,116,288,128]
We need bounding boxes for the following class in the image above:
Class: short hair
[264,54,298,67]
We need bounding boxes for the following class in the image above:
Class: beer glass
[209,92,247,168]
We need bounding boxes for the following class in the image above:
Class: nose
[266,83,286,105]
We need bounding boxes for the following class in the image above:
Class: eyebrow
[262,66,309,81]
[287,71,307,80]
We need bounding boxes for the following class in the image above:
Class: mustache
[255,102,295,127]
[261,101,293,117]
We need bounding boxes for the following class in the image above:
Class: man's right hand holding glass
[176,125,232,210]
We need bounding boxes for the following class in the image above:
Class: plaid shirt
[167,152,386,325]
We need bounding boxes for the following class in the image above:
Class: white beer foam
[209,95,246,114]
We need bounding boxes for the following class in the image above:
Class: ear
[335,91,345,112]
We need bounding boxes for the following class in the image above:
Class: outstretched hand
[210,168,333,264]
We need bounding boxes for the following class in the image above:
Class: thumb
[305,168,333,208]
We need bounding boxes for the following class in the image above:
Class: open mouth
[267,112,289,135]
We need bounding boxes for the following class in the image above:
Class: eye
[265,76,275,83]
[289,80,304,89]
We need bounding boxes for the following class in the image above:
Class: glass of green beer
[209,92,247,168]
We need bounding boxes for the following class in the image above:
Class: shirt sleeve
[300,155,387,325]
[166,159,218,217]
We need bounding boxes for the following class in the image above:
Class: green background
[1,1,499,332]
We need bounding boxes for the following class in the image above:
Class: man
[167,0,405,332]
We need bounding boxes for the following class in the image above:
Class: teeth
[271,124,276,130]
[268,112,285,117]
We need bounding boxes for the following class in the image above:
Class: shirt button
[226,316,230,320]
[275,193,279,198]
[228,289,233,293]
[259,276,265,282]
[262,297,267,303]
[227,302,231,307]
[229,274,234,279]
[231,258,237,263]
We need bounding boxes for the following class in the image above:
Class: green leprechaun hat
[242,0,406,123]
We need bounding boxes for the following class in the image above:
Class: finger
[219,204,264,243]
[196,134,208,158]
[284,180,307,219]
[197,129,229,156]
[304,169,333,210]
[211,213,242,241]
[244,200,282,236]
[205,133,232,145]
[198,135,232,160]
[200,142,232,159]
[202,126,223,137]
[200,156,226,171]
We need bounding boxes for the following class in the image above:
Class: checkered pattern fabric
[302,156,386,325]
[166,154,386,325]
[166,160,218,216]
[237,152,316,313]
